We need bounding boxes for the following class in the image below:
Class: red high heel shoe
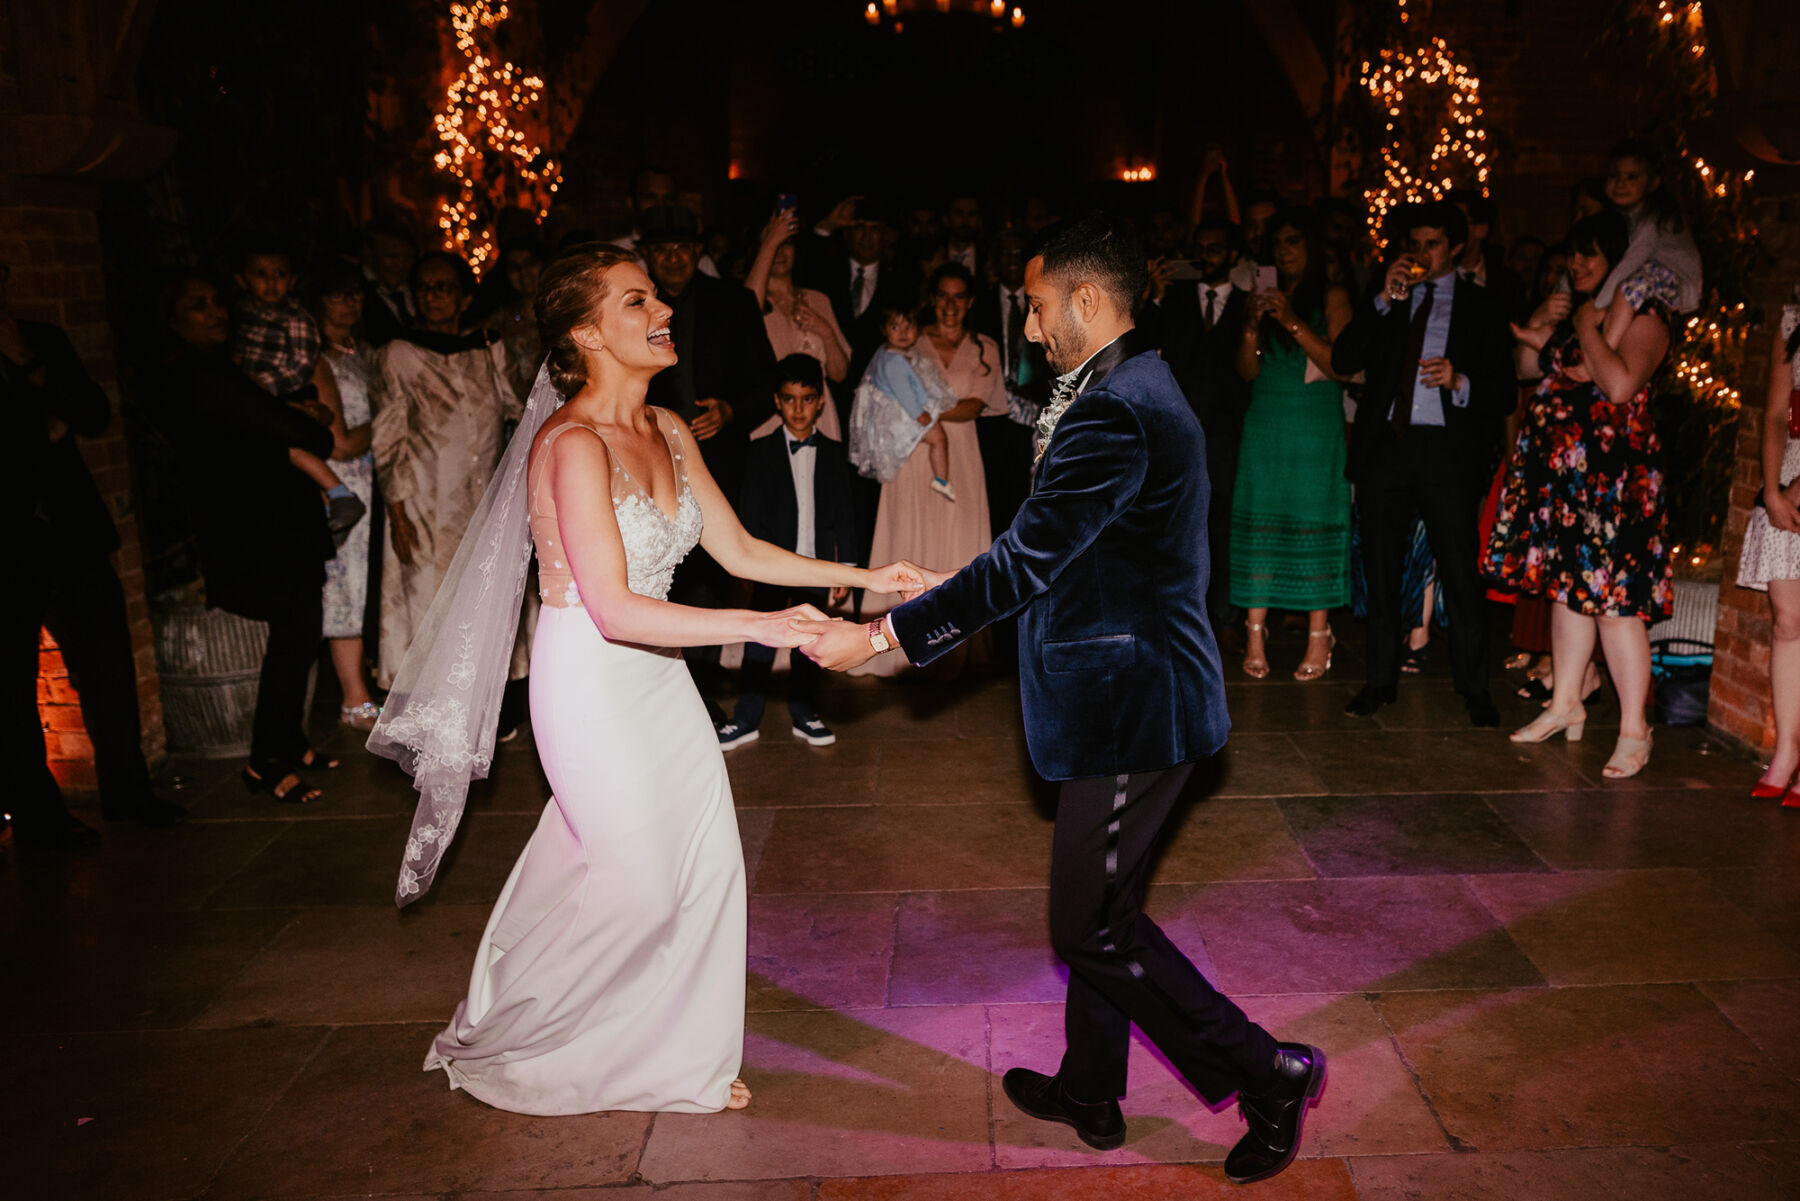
[1783,789,1800,809]
[1753,769,1795,800]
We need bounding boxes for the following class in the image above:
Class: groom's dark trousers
[1053,764,1276,1101]
[890,332,1280,1104]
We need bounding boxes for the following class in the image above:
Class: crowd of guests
[18,139,1800,843]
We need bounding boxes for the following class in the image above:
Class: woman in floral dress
[1487,211,1677,778]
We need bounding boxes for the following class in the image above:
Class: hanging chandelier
[862,0,1026,30]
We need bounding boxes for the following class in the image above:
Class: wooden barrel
[152,601,315,758]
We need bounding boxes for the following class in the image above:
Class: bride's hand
[747,603,829,648]
[867,559,927,598]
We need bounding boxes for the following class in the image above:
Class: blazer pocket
[1043,633,1136,674]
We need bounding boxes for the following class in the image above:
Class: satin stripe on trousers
[1050,763,1278,1105]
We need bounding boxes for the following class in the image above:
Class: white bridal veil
[367,362,564,906]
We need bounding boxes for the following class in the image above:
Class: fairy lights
[432,0,561,274]
[1359,33,1489,243]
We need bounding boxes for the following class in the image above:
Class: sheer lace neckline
[553,413,690,523]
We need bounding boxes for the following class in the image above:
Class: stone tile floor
[5,621,1799,1199]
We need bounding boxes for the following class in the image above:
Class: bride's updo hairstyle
[537,242,641,395]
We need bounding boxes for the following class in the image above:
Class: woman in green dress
[1231,207,1355,681]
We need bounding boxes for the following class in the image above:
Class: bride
[369,243,922,1116]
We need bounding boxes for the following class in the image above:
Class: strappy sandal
[1602,733,1653,780]
[1294,628,1335,682]
[1242,621,1270,679]
[241,762,323,803]
[298,746,340,770]
[1400,643,1428,675]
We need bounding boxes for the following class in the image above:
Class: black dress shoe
[1343,684,1396,717]
[1001,1067,1126,1150]
[1224,1043,1326,1184]
[102,794,189,827]
[1465,693,1501,728]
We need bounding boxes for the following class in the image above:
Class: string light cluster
[1359,34,1490,243]
[432,0,561,274]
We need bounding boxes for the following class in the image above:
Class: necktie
[1390,281,1435,438]
[851,266,868,317]
[1006,293,1025,382]
[789,433,822,454]
[1203,287,1219,329]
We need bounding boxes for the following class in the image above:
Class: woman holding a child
[1485,208,1678,779]
[854,262,1001,676]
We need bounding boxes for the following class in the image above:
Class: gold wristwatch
[867,620,893,654]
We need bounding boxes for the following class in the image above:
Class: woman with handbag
[1735,303,1800,806]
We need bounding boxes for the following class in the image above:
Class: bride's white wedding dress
[424,408,746,1115]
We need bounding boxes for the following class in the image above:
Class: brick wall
[7,202,165,789]
[1708,195,1800,749]
[1406,0,1643,244]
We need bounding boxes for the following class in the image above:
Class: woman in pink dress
[745,206,851,440]
[855,262,1001,676]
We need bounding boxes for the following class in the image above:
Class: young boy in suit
[717,354,860,749]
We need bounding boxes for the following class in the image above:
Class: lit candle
[991,0,1005,15]
[1011,6,1025,26]
[866,2,880,22]
[883,0,897,12]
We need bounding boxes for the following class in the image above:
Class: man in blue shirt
[1332,200,1515,725]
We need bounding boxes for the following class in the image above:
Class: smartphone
[1255,265,1278,292]
[776,192,799,216]
[1165,258,1206,282]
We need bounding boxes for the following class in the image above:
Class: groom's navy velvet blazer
[888,334,1230,781]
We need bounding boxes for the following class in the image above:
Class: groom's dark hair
[1029,212,1147,316]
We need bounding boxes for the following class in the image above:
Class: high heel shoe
[1602,733,1653,780]
[1782,789,1800,809]
[1509,707,1585,743]
[1242,621,1269,680]
[1293,628,1335,682]
[1751,776,1793,801]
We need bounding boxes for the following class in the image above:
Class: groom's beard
[1041,300,1088,375]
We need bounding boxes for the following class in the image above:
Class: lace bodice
[529,411,703,607]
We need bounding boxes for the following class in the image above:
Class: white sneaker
[930,476,957,502]
[791,716,837,746]
[716,721,760,751]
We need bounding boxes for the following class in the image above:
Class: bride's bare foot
[726,1078,751,1110]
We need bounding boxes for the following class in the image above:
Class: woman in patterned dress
[310,264,380,729]
[1736,304,1800,806]
[1487,211,1676,778]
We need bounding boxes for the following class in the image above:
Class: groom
[797,212,1324,1184]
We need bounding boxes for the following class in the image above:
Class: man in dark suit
[716,356,859,751]
[797,213,1325,1186]
[8,274,186,843]
[1332,200,1514,725]
[641,205,777,498]
[360,218,418,348]
[641,204,778,715]
[1148,217,1252,637]
[795,197,919,572]
[970,227,1048,540]
[798,198,919,400]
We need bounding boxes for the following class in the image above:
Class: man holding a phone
[1331,200,1514,725]
[1149,218,1253,642]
